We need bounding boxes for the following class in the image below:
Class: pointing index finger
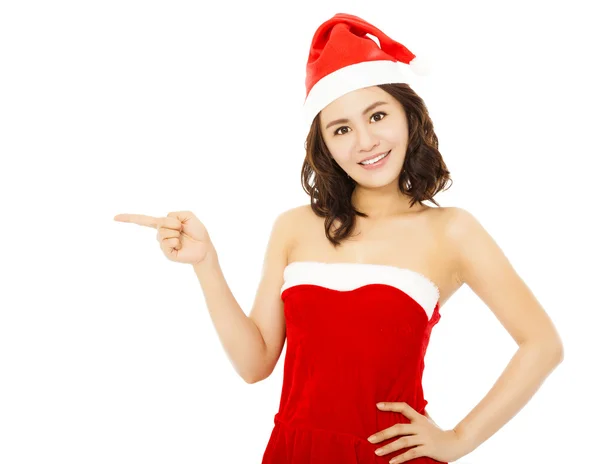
[114,213,162,229]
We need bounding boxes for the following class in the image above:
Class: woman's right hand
[113,210,216,266]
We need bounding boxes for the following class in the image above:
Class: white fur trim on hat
[302,59,417,135]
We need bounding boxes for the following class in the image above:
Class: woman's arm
[452,340,562,454]
[445,208,564,454]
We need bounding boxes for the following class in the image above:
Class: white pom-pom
[409,54,433,76]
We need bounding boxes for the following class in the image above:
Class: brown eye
[334,126,349,136]
[371,111,386,122]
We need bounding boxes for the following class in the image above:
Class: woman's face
[319,86,409,187]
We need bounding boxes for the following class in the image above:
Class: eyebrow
[324,101,390,129]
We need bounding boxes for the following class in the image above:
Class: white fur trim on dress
[280,261,439,320]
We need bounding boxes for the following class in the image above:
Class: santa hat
[303,13,432,137]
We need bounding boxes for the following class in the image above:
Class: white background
[1,1,598,463]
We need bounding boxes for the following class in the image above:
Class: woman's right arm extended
[192,208,295,384]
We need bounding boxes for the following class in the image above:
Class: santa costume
[261,13,443,464]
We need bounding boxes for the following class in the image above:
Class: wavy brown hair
[301,83,452,248]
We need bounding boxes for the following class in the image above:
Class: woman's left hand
[367,402,470,463]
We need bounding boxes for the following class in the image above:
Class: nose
[355,125,379,153]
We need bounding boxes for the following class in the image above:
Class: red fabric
[305,13,417,98]
[261,282,446,464]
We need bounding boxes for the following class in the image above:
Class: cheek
[331,152,354,166]
[379,125,405,141]
[328,141,354,163]
[375,118,406,139]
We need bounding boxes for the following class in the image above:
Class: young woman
[114,12,564,464]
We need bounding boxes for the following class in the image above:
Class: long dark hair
[301,83,452,248]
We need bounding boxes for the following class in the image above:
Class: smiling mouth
[358,150,390,165]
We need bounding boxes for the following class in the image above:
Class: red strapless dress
[261,261,446,464]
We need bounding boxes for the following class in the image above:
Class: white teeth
[360,151,389,165]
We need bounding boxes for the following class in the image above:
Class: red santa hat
[303,13,432,136]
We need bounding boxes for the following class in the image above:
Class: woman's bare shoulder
[273,203,312,240]
[434,205,474,234]
[281,203,314,224]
